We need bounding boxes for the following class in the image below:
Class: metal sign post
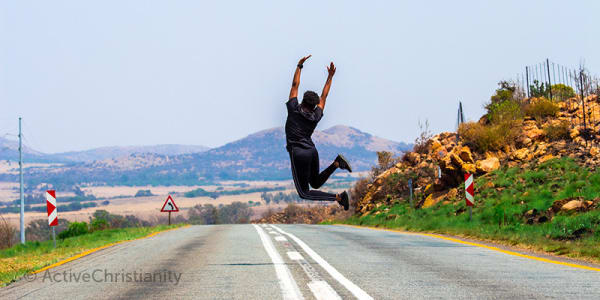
[408,179,413,208]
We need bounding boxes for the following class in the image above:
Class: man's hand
[319,62,336,110]
[298,55,312,66]
[327,62,336,77]
[290,55,311,99]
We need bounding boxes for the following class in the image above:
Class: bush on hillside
[551,84,576,101]
[487,99,523,124]
[26,218,69,242]
[530,80,551,98]
[0,215,17,249]
[413,120,433,154]
[458,120,521,152]
[484,81,524,124]
[371,151,399,178]
[544,121,571,141]
[58,222,89,239]
[350,178,371,208]
[524,98,559,122]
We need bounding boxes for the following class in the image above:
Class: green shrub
[551,84,576,101]
[458,120,521,152]
[530,80,551,98]
[487,100,523,124]
[58,222,89,239]
[524,98,559,121]
[485,81,524,124]
[90,218,109,231]
[544,121,571,141]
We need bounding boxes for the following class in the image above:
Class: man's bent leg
[290,148,338,201]
[308,148,337,189]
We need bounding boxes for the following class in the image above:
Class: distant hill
[49,144,210,162]
[0,138,209,163]
[0,137,59,163]
[1,125,412,188]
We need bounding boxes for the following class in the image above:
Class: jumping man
[285,55,352,210]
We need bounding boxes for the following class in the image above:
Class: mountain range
[0,125,412,187]
[0,137,209,163]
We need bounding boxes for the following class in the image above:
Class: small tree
[413,119,432,154]
[371,151,399,178]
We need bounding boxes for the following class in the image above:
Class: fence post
[546,59,553,99]
[525,66,530,98]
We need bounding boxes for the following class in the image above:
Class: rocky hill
[356,94,600,215]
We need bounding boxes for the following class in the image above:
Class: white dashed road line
[271,225,373,300]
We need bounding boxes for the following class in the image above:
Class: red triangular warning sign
[161,195,179,212]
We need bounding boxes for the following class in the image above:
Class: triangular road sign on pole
[161,195,179,212]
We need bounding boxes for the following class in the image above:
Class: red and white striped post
[464,173,474,221]
[46,190,58,247]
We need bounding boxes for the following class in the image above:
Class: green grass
[0,224,185,286]
[327,157,600,262]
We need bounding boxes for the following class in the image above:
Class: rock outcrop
[356,95,600,214]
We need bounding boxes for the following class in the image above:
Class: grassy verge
[326,158,600,263]
[0,224,185,286]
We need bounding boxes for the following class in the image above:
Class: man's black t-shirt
[285,97,323,151]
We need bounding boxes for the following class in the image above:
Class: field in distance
[0,179,352,225]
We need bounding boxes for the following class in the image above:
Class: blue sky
[1,1,598,153]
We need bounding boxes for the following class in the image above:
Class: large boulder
[458,146,474,163]
[512,148,530,161]
[561,200,585,212]
[476,157,500,173]
[404,152,421,166]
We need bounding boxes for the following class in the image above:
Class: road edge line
[31,225,189,275]
[252,224,304,300]
[336,224,600,272]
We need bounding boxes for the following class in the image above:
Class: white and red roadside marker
[464,173,474,221]
[464,173,474,207]
[46,190,58,226]
[46,190,58,247]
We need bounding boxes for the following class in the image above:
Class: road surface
[1,224,599,299]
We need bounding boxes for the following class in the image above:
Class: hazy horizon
[1,1,598,153]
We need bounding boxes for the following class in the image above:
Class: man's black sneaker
[338,191,349,211]
[335,154,352,173]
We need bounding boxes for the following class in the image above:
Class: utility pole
[19,117,25,244]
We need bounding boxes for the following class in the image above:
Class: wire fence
[513,59,600,148]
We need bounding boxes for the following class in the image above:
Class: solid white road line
[287,251,304,261]
[253,224,304,300]
[271,225,373,300]
[308,280,342,300]
[275,236,288,242]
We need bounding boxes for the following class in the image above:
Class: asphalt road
[1,224,599,299]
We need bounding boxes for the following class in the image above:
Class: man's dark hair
[301,91,320,108]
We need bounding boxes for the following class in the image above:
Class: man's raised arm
[289,55,311,100]
[318,62,336,110]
